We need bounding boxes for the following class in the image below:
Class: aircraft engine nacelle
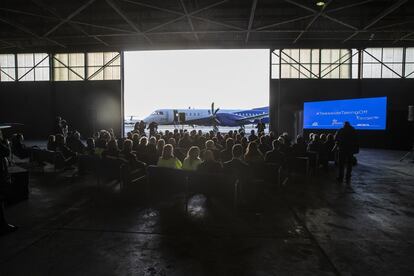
[216,113,245,127]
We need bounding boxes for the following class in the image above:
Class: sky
[124,49,269,119]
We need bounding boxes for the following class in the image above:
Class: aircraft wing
[183,117,215,126]
[235,113,269,124]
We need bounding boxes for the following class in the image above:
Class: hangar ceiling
[0,0,414,52]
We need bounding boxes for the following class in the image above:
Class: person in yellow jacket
[157,144,182,169]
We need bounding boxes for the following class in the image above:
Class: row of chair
[30,149,145,187]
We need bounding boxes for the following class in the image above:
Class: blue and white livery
[141,104,269,127]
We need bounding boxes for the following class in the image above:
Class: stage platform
[1,149,413,275]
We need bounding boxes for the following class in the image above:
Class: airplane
[140,103,269,128]
[124,116,140,125]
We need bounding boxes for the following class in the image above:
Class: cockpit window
[151,111,164,115]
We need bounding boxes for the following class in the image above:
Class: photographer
[0,128,18,235]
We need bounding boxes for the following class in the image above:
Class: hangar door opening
[124,49,269,133]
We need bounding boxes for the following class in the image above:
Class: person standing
[0,128,17,235]
[335,121,359,183]
[148,122,158,137]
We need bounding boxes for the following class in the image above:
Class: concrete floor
[1,149,413,276]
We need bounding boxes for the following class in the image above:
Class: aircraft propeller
[211,102,221,129]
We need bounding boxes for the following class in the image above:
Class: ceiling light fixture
[316,1,325,7]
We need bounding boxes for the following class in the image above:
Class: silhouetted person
[201,140,220,161]
[67,131,85,154]
[258,136,270,156]
[307,133,321,153]
[146,137,158,165]
[276,136,289,155]
[11,133,30,159]
[0,130,17,235]
[156,139,165,158]
[132,133,140,152]
[47,135,56,151]
[335,121,359,183]
[85,138,96,155]
[120,139,146,170]
[138,121,146,136]
[178,132,192,150]
[256,121,266,133]
[132,122,140,135]
[281,132,292,146]
[265,139,285,167]
[198,149,222,173]
[55,134,77,167]
[241,137,248,153]
[135,137,148,163]
[60,120,68,137]
[291,135,307,157]
[157,144,182,169]
[148,122,158,137]
[220,138,234,162]
[223,144,249,178]
[248,130,258,142]
[168,138,185,162]
[102,139,119,158]
[54,116,63,135]
[244,141,264,165]
[95,130,110,153]
[182,146,202,171]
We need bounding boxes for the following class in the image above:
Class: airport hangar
[0,0,413,149]
[1,1,414,275]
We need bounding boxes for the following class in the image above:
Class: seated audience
[11,133,30,159]
[55,134,77,166]
[146,137,158,165]
[307,134,321,153]
[198,149,222,173]
[131,122,140,135]
[132,133,141,151]
[157,144,182,169]
[265,139,284,166]
[135,136,148,162]
[258,135,270,156]
[277,137,290,155]
[102,139,119,158]
[178,132,192,150]
[54,116,63,135]
[182,146,202,171]
[47,135,56,151]
[291,135,307,157]
[67,131,85,154]
[95,130,110,155]
[85,138,96,155]
[119,139,146,170]
[60,120,68,137]
[201,140,220,161]
[248,130,258,142]
[244,141,264,164]
[223,144,249,177]
[281,132,292,146]
[240,137,248,152]
[156,139,165,158]
[220,138,234,162]
[168,138,185,161]
[212,137,223,151]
